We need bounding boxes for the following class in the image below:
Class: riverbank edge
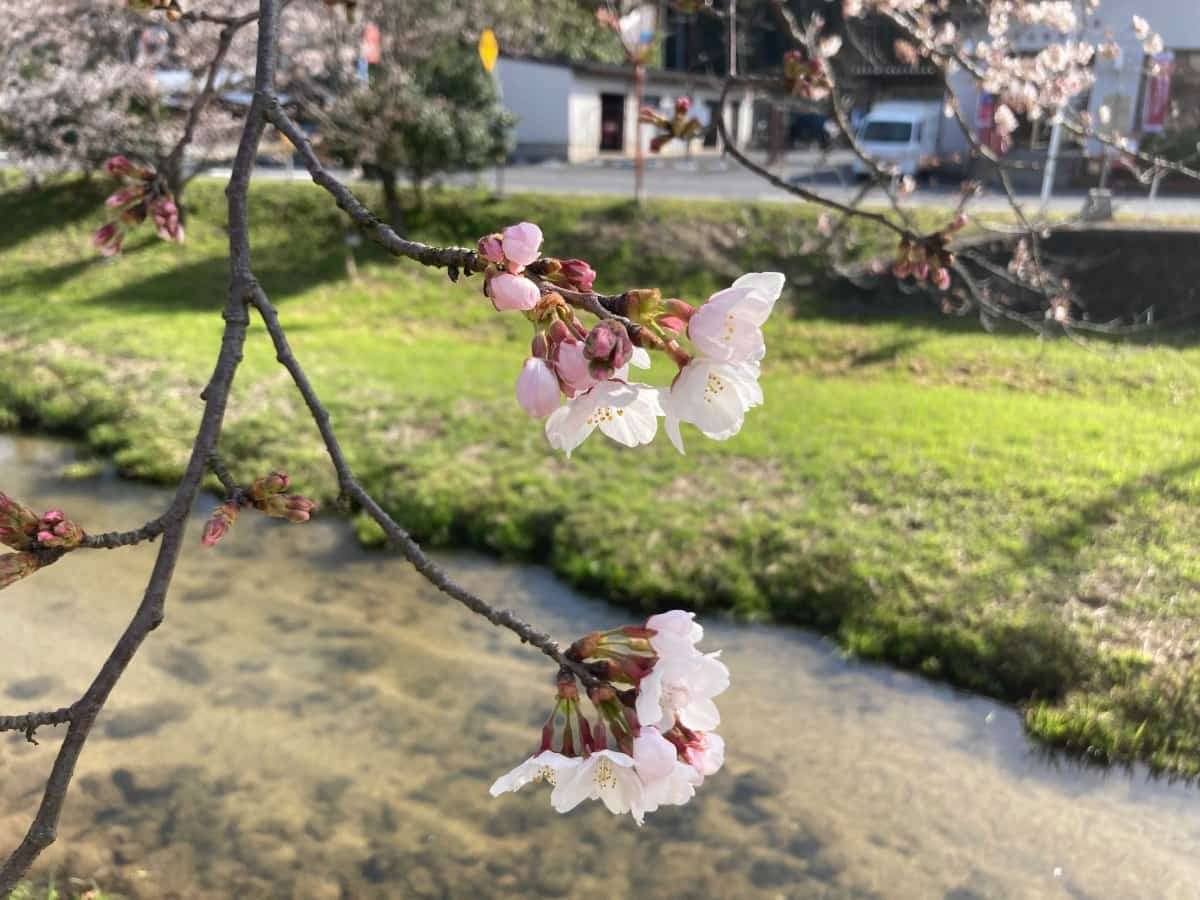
[0,345,1191,784]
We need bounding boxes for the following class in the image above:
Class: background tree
[321,39,514,231]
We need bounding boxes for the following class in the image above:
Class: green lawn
[5,178,1200,776]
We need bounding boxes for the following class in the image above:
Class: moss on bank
[6,178,1200,776]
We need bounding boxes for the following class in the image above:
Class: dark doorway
[704,100,721,147]
[600,93,626,151]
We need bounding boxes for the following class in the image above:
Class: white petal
[550,757,599,812]
[630,347,652,369]
[544,392,599,456]
[664,412,686,454]
[688,652,731,698]
[732,271,786,309]
[635,667,665,731]
[679,695,721,731]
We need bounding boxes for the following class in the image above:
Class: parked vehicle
[851,100,969,178]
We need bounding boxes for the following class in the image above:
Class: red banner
[1141,51,1174,133]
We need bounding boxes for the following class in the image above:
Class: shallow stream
[1,435,1198,899]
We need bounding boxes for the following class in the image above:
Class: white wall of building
[495,58,573,159]
[499,58,756,162]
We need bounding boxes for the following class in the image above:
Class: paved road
[202,150,1200,220]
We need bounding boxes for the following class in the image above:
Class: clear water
[1,435,1199,899]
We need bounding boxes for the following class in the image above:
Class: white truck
[850,100,971,178]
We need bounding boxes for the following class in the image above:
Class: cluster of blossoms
[481,222,784,456]
[0,492,84,591]
[490,610,728,823]
[93,156,184,257]
[201,471,316,547]
[892,215,967,291]
[639,97,702,153]
[782,43,836,102]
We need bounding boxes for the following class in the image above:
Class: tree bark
[379,168,405,235]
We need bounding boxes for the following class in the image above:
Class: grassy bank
[5,178,1200,776]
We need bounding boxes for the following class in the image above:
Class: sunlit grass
[5,178,1200,775]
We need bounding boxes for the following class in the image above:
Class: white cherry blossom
[636,650,730,733]
[641,761,703,813]
[550,749,647,823]
[488,751,580,796]
[662,359,763,454]
[544,380,662,457]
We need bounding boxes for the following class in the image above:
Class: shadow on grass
[64,241,356,314]
[996,455,1200,586]
[0,180,106,254]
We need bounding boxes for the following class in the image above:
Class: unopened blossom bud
[260,494,318,523]
[633,726,678,779]
[932,268,951,291]
[0,552,40,590]
[34,510,83,550]
[516,357,561,419]
[281,496,317,523]
[663,298,695,321]
[202,501,239,546]
[93,223,124,257]
[151,196,184,243]
[477,233,505,264]
[548,258,596,293]
[104,155,142,178]
[0,492,39,550]
[546,319,571,345]
[583,321,633,380]
[106,185,145,208]
[950,213,969,231]
[531,332,549,360]
[675,97,691,115]
[501,222,543,270]
[550,337,595,397]
[488,273,540,311]
[249,471,291,503]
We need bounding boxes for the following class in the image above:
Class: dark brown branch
[713,80,911,238]
[262,101,639,326]
[245,284,601,689]
[0,0,280,891]
[0,708,73,745]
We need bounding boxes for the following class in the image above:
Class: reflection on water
[2,435,1200,899]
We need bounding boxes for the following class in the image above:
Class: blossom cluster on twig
[491,610,727,823]
[93,155,184,257]
[480,221,785,456]
[0,492,83,590]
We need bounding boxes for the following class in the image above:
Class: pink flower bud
[93,223,123,256]
[488,273,540,311]
[277,495,317,523]
[33,509,83,550]
[151,195,184,243]
[550,337,595,396]
[663,298,696,321]
[500,221,543,269]
[583,321,633,380]
[675,96,691,115]
[657,315,687,334]
[104,155,140,178]
[202,502,239,546]
[516,357,561,418]
[558,258,596,293]
[547,319,571,344]
[477,233,505,264]
[633,726,678,780]
[40,509,64,525]
[914,260,930,281]
[932,267,951,290]
[106,185,145,208]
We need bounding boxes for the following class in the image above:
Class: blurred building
[495,57,756,162]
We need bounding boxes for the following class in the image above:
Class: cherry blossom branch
[0,709,74,743]
[262,100,643,333]
[245,283,601,688]
[713,80,911,238]
[162,10,258,191]
[0,0,280,888]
